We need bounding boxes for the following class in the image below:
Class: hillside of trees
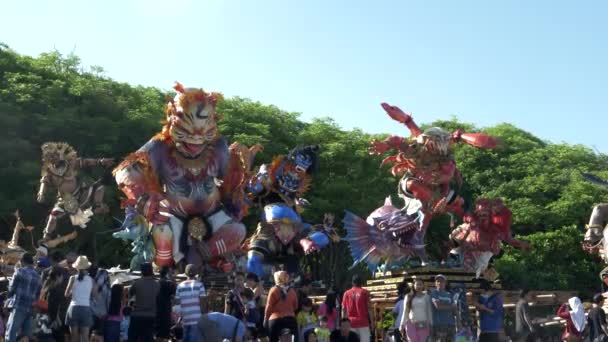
[1,43,607,293]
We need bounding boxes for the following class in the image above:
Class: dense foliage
[1,44,606,293]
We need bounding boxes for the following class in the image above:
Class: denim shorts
[65,305,94,328]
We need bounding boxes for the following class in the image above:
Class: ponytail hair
[77,269,86,281]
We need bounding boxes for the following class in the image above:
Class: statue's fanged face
[417,127,450,155]
[474,198,505,229]
[165,84,222,159]
[41,142,77,176]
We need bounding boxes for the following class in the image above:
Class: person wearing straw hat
[65,255,98,342]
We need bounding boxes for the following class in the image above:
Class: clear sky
[2,0,607,151]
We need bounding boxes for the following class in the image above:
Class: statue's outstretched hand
[381,103,412,124]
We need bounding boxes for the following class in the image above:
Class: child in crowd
[120,306,132,342]
[243,288,261,333]
[304,330,318,342]
[315,316,331,342]
[105,282,124,342]
[297,297,318,341]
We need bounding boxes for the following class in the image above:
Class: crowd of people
[3,251,608,342]
[0,252,377,342]
[389,274,608,342]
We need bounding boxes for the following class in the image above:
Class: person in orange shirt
[265,271,299,342]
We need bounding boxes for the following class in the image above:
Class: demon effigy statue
[37,142,114,240]
[245,145,336,277]
[112,206,154,270]
[581,173,608,262]
[449,198,531,276]
[369,103,500,229]
[113,83,249,271]
[343,196,424,272]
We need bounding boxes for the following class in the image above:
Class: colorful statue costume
[112,206,155,270]
[342,196,423,272]
[245,145,335,277]
[581,174,608,262]
[449,198,530,276]
[113,83,248,271]
[37,142,113,240]
[369,103,499,229]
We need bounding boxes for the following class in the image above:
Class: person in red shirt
[341,275,372,342]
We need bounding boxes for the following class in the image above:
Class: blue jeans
[5,308,33,342]
[183,324,201,342]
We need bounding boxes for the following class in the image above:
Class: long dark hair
[396,281,409,302]
[406,279,424,315]
[77,269,87,281]
[324,286,338,315]
[109,283,124,316]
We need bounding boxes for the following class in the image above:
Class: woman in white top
[400,278,433,342]
[65,255,98,342]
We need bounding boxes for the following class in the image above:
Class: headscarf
[568,297,586,332]
[273,271,290,299]
[273,271,289,287]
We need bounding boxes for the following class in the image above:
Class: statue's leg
[43,206,65,240]
[207,223,246,256]
[205,210,246,257]
[247,223,272,278]
[168,216,185,263]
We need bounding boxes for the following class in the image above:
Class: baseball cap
[435,274,447,281]
[185,264,197,277]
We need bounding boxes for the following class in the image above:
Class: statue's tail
[343,210,381,272]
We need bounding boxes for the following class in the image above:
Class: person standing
[264,271,299,342]
[4,253,42,342]
[226,271,246,320]
[297,297,318,341]
[65,255,97,342]
[391,282,408,342]
[176,264,207,342]
[401,278,432,342]
[317,286,339,331]
[156,266,177,341]
[429,275,456,342]
[557,297,586,342]
[89,265,111,336]
[104,282,124,342]
[341,275,372,342]
[40,251,70,342]
[128,262,160,342]
[514,289,535,342]
[476,280,504,342]
[588,294,608,342]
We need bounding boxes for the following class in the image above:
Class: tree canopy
[1,44,606,293]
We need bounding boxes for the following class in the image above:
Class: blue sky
[2,0,607,151]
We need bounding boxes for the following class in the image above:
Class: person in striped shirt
[176,264,206,342]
